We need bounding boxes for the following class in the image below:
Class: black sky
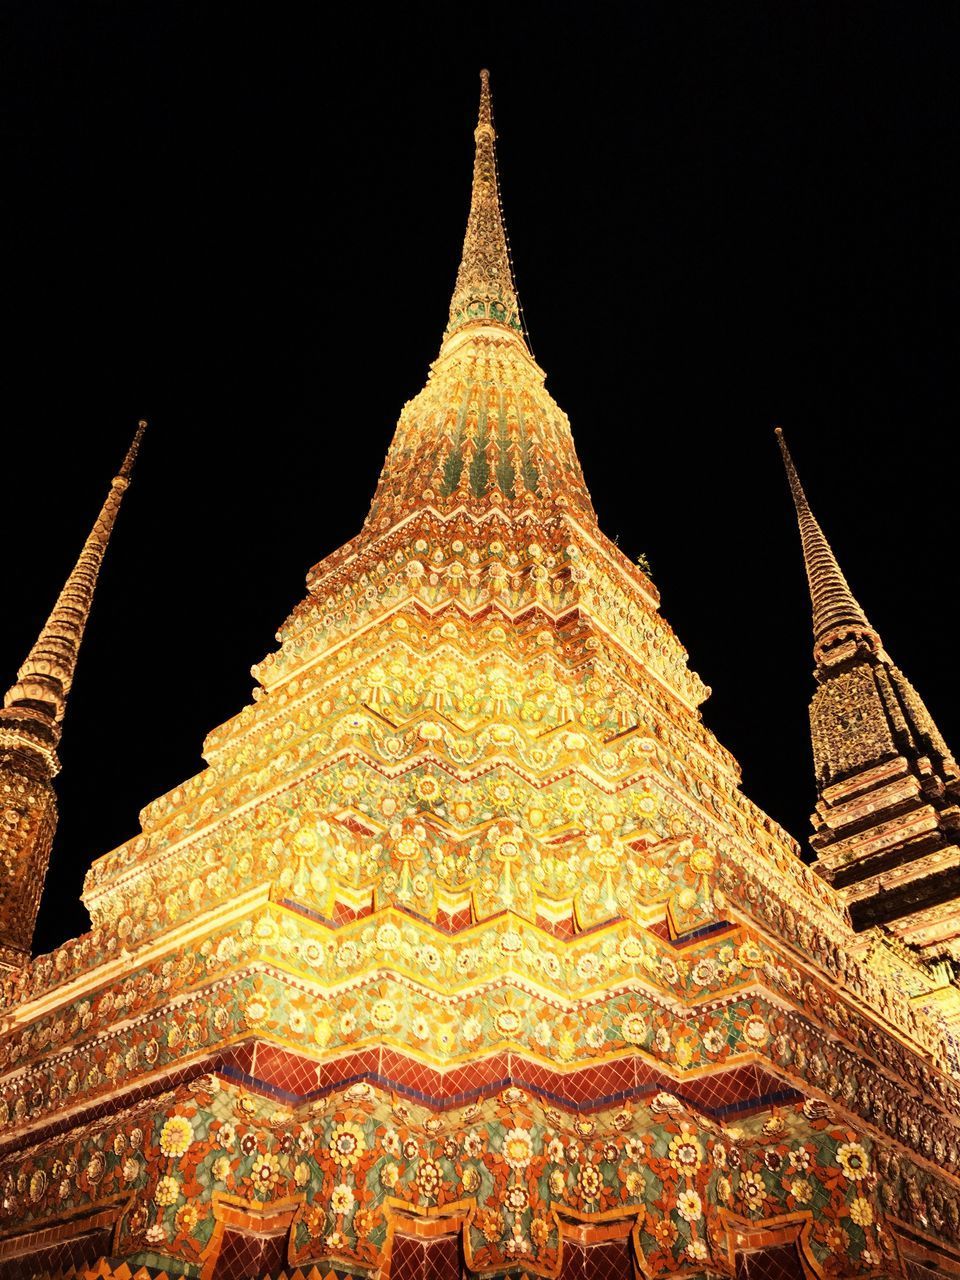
[1,2,958,955]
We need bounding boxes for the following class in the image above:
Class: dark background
[1,2,957,955]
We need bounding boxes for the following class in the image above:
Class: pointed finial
[478,68,493,128]
[443,70,526,345]
[2,420,146,737]
[0,420,145,965]
[118,419,147,483]
[776,427,875,649]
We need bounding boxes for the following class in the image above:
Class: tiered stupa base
[0,1050,896,1280]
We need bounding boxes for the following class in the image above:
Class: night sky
[2,3,958,956]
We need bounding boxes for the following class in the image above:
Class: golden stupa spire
[444,69,525,346]
[362,72,595,530]
[776,427,875,650]
[0,420,145,967]
[777,428,960,948]
[3,420,146,741]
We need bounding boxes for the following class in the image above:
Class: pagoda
[1,73,960,1280]
[777,431,960,955]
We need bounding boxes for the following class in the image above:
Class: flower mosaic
[1,71,958,1280]
[0,1077,954,1277]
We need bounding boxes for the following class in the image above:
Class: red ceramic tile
[391,1234,461,1280]
[438,1055,507,1096]
[509,1058,559,1095]
[536,913,577,939]
[0,1226,112,1280]
[424,1237,461,1280]
[390,1236,425,1280]
[314,1047,379,1092]
[560,1239,633,1279]
[332,899,373,924]
[379,1049,442,1095]
[215,1226,287,1280]
[436,907,473,932]
[223,1042,257,1075]
[576,1059,638,1102]
[251,1042,338,1097]
[736,1243,804,1280]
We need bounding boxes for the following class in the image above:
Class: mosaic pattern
[0,424,145,969]
[0,1078,932,1275]
[778,432,960,959]
[0,74,958,1280]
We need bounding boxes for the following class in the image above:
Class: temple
[1,72,959,1280]
[777,430,960,955]
[0,422,145,972]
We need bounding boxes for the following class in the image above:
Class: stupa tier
[777,432,960,954]
[1,73,959,1280]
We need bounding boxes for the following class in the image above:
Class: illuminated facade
[0,423,144,973]
[1,72,959,1280]
[777,432,960,956]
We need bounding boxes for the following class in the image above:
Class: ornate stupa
[0,422,145,973]
[1,73,960,1280]
[777,431,960,955]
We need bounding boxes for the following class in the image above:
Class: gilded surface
[0,79,958,1280]
[779,432,960,957]
[445,69,523,343]
[0,424,144,968]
